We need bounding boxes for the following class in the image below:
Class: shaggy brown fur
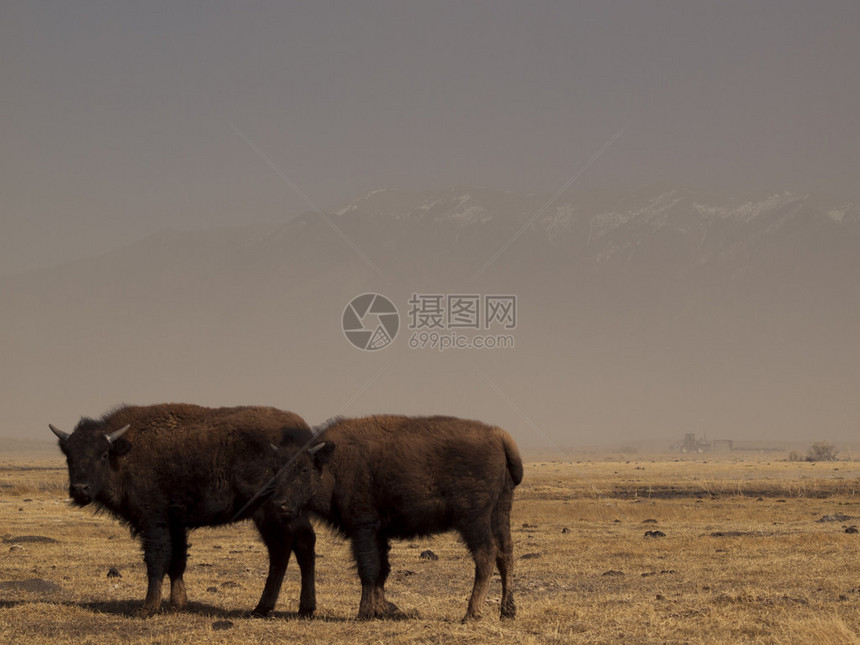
[52,403,316,617]
[271,414,523,621]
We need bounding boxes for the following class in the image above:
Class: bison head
[50,422,131,505]
[270,440,334,520]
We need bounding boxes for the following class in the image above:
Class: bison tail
[502,432,524,486]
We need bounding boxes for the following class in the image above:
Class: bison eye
[101,452,109,461]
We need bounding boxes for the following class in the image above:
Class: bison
[270,414,523,621]
[50,403,318,617]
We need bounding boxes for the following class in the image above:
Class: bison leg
[462,523,497,622]
[136,524,171,617]
[251,515,293,617]
[291,519,317,617]
[493,503,516,619]
[167,522,189,610]
[352,526,397,619]
[374,536,401,617]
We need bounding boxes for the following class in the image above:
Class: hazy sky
[3,1,859,276]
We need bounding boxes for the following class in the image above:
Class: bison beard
[51,403,317,618]
[272,414,523,622]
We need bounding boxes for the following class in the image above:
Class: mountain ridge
[5,185,858,284]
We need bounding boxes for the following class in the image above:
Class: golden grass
[1,456,858,644]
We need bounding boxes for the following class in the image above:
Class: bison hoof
[250,606,272,618]
[298,606,316,618]
[501,599,517,619]
[357,600,406,621]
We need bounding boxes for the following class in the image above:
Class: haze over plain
[2,2,858,449]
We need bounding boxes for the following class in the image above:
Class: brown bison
[50,403,318,617]
[270,414,523,621]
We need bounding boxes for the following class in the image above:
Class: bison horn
[270,443,279,453]
[307,442,326,455]
[105,424,130,444]
[49,424,70,442]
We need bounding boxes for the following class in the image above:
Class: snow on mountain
[330,185,858,244]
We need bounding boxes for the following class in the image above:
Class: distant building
[712,439,734,453]
[672,434,733,453]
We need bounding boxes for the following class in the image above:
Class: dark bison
[270,414,523,621]
[50,403,318,617]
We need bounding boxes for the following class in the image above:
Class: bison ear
[109,436,132,458]
[311,441,335,468]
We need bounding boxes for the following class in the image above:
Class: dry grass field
[1,453,858,644]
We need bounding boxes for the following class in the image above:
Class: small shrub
[805,441,838,462]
